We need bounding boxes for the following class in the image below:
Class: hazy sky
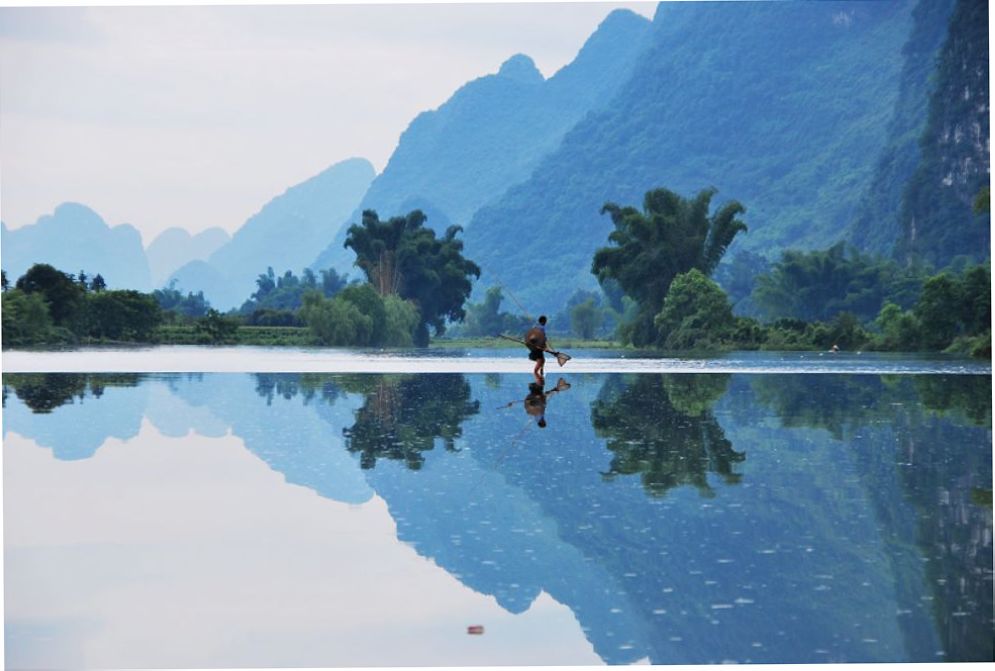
[0,1,657,244]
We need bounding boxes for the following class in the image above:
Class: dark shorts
[528,348,545,362]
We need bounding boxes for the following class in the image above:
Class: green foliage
[973,185,990,215]
[461,286,530,337]
[300,291,370,347]
[345,209,480,346]
[873,302,921,351]
[153,281,211,319]
[338,283,387,344]
[592,186,746,346]
[713,250,771,313]
[846,0,958,256]
[654,269,735,350]
[84,290,163,341]
[1,289,64,347]
[569,298,601,340]
[382,295,421,347]
[15,263,84,326]
[195,309,240,345]
[752,243,925,323]
[467,1,915,311]
[240,266,347,315]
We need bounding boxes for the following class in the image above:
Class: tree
[195,309,240,344]
[462,286,530,337]
[873,302,920,351]
[654,269,735,350]
[345,209,480,345]
[592,187,746,346]
[300,291,371,346]
[15,263,85,326]
[85,290,163,341]
[338,283,387,346]
[154,281,211,318]
[751,243,925,323]
[90,274,106,292]
[77,270,89,292]
[916,273,962,349]
[2,289,56,346]
[1,269,8,292]
[570,298,601,340]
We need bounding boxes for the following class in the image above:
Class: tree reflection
[752,372,993,660]
[591,373,744,497]
[752,374,992,439]
[914,375,992,427]
[2,373,144,413]
[253,373,342,406]
[342,374,480,470]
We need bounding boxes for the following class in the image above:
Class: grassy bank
[156,325,315,346]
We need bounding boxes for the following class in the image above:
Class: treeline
[2,264,161,346]
[2,207,480,349]
[581,185,990,357]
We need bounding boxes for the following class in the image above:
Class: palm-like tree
[592,186,746,345]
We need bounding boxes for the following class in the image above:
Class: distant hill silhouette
[2,203,152,290]
[170,157,374,309]
[146,226,230,289]
[310,8,653,273]
[464,0,932,309]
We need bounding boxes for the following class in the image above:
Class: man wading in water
[525,315,550,384]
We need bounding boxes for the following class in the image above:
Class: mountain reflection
[340,374,480,470]
[2,370,990,663]
[591,373,745,497]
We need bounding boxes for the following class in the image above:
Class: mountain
[169,157,375,310]
[894,0,990,266]
[846,0,958,256]
[146,226,230,289]
[310,9,653,273]
[1,202,152,291]
[463,0,920,310]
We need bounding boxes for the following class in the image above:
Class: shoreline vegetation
[3,187,990,360]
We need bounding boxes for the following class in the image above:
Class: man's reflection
[501,377,571,428]
[526,377,571,428]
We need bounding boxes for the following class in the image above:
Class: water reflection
[497,377,572,428]
[591,373,745,497]
[340,374,480,470]
[3,373,144,413]
[2,370,992,665]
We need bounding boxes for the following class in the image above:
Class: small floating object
[467,625,485,635]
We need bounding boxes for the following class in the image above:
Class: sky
[0,1,657,245]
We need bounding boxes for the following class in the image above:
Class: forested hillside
[895,0,990,266]
[310,8,652,273]
[464,1,919,308]
[846,0,957,256]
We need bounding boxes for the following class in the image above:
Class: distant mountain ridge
[310,8,653,273]
[464,0,922,309]
[169,157,375,309]
[2,202,152,290]
[147,226,230,288]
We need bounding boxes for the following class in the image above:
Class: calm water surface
[2,350,992,668]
